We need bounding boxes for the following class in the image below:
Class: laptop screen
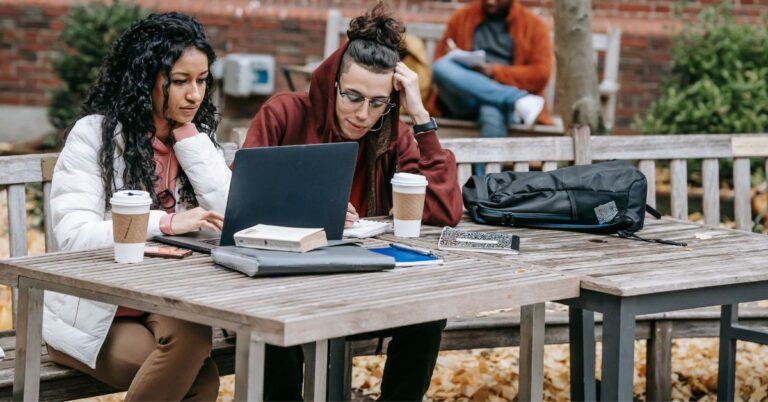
[219,142,358,246]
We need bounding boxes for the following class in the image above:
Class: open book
[233,224,327,253]
[445,48,486,68]
[343,219,391,238]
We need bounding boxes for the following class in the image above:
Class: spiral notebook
[437,227,520,255]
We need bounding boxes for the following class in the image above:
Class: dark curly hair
[342,2,406,74]
[72,12,219,210]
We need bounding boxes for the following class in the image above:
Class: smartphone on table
[144,246,192,259]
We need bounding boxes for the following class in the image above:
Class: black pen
[390,243,436,257]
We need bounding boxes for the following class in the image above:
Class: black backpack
[462,160,685,245]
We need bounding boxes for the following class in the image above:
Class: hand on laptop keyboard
[172,207,224,234]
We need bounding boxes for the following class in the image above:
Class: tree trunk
[553,0,602,132]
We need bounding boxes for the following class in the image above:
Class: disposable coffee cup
[391,173,428,237]
[110,190,152,263]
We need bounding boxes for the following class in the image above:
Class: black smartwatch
[412,117,438,135]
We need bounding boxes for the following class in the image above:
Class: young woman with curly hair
[243,3,462,401]
[46,12,230,400]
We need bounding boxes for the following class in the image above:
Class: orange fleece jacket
[427,0,554,125]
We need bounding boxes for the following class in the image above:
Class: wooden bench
[3,129,768,399]
[282,8,622,135]
[0,328,236,401]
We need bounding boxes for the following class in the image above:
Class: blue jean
[432,58,529,175]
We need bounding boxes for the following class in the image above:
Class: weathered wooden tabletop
[0,234,579,347]
[403,217,768,297]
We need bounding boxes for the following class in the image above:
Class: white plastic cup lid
[110,190,151,207]
[391,172,428,187]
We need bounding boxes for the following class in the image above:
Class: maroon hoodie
[243,42,462,226]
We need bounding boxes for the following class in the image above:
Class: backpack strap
[618,230,687,247]
[646,205,662,219]
[471,175,490,201]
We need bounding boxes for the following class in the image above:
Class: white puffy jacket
[46,114,231,368]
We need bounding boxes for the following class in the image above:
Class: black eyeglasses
[157,188,176,210]
[335,82,395,115]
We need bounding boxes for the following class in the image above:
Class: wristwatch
[412,117,438,135]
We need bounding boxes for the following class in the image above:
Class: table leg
[234,328,265,402]
[519,303,544,402]
[646,320,672,401]
[600,301,636,402]
[569,307,596,402]
[326,338,350,401]
[303,340,328,402]
[717,304,739,402]
[12,280,42,402]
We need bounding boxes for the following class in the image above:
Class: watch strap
[412,117,437,135]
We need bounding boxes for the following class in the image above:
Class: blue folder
[369,245,443,267]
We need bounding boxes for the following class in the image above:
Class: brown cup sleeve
[112,212,150,244]
[392,192,426,220]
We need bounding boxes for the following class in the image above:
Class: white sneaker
[513,94,545,128]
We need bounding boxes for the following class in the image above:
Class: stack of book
[212,223,395,277]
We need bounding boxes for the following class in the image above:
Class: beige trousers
[47,314,220,401]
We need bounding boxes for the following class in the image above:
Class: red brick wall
[1,0,765,134]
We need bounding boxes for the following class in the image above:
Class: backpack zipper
[476,207,621,231]
[478,208,573,223]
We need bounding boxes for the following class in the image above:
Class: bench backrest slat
[637,160,657,208]
[733,158,752,231]
[669,159,688,221]
[513,162,529,172]
[485,163,502,174]
[701,159,720,226]
[42,182,56,253]
[0,155,46,186]
[542,161,559,172]
[7,184,27,259]
[442,137,574,162]
[591,135,738,160]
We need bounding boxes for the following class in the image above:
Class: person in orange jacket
[428,0,553,159]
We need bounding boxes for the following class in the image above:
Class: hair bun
[347,2,405,55]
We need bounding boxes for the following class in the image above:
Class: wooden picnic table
[405,217,768,402]
[0,233,578,402]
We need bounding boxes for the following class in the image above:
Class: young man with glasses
[244,11,461,231]
[243,4,462,401]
